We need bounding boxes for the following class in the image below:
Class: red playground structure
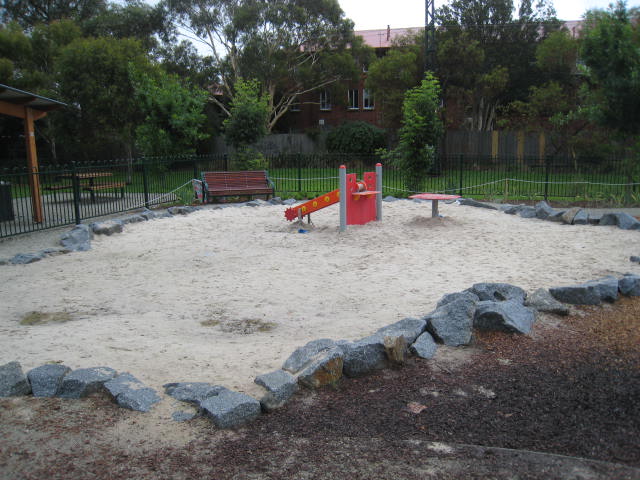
[284,164,382,231]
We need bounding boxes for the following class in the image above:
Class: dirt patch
[20,311,72,325]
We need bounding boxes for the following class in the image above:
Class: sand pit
[0,201,637,401]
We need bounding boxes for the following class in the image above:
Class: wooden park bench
[201,170,274,203]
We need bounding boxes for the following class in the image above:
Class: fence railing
[0,153,638,238]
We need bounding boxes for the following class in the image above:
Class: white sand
[0,201,637,400]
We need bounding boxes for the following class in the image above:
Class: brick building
[276,26,422,133]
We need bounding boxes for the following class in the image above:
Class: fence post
[544,155,550,202]
[224,154,229,171]
[71,162,81,225]
[458,155,464,196]
[142,160,150,208]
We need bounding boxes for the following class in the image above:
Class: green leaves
[223,78,269,150]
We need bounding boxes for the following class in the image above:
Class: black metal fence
[0,153,637,238]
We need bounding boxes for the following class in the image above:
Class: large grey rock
[588,213,602,225]
[167,206,198,215]
[339,337,388,378]
[459,198,498,210]
[91,220,123,236]
[60,224,93,252]
[547,210,567,222]
[383,196,400,202]
[254,370,298,411]
[561,207,582,225]
[10,252,45,264]
[519,206,537,218]
[105,373,160,412]
[200,388,261,429]
[374,317,427,345]
[630,256,640,263]
[437,291,479,309]
[163,382,224,405]
[619,274,640,296]
[27,364,71,397]
[503,204,525,215]
[584,276,619,303]
[282,338,337,373]
[474,300,536,334]
[296,349,343,389]
[410,332,438,359]
[120,214,146,224]
[282,198,298,206]
[573,209,589,225]
[58,367,117,398]
[117,387,161,412]
[269,197,283,205]
[468,283,526,304]
[535,201,556,219]
[549,284,600,305]
[140,209,157,220]
[599,212,640,230]
[424,298,476,346]
[40,247,69,257]
[0,362,31,397]
[525,288,569,316]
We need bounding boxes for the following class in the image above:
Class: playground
[0,195,637,407]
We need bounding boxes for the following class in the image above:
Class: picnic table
[57,172,125,203]
[408,193,460,217]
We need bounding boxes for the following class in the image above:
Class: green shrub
[326,121,386,154]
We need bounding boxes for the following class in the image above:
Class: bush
[326,121,386,154]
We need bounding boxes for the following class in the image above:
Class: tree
[223,78,269,169]
[131,66,210,156]
[1,0,107,28]
[163,0,367,131]
[81,0,174,51]
[580,1,640,136]
[436,0,559,130]
[380,73,443,191]
[56,36,152,160]
[365,30,423,130]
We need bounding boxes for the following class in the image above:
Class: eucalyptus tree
[163,0,369,131]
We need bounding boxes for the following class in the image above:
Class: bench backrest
[202,171,272,189]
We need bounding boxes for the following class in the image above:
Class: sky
[337,0,640,30]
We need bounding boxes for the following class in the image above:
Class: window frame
[320,90,332,111]
[347,88,359,110]
[363,88,374,110]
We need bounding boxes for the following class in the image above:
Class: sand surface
[0,201,637,408]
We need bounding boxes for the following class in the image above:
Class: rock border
[2,199,639,429]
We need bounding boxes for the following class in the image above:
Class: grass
[3,162,639,207]
[20,311,72,325]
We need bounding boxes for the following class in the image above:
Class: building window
[320,90,331,111]
[363,89,374,110]
[348,89,359,110]
[289,96,300,112]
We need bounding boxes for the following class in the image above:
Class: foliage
[223,78,270,170]
[580,1,640,136]
[436,0,559,130]
[1,0,107,28]
[223,78,269,150]
[326,121,386,154]
[379,73,443,191]
[130,66,210,156]
[163,0,371,130]
[56,36,152,159]
[365,30,423,129]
